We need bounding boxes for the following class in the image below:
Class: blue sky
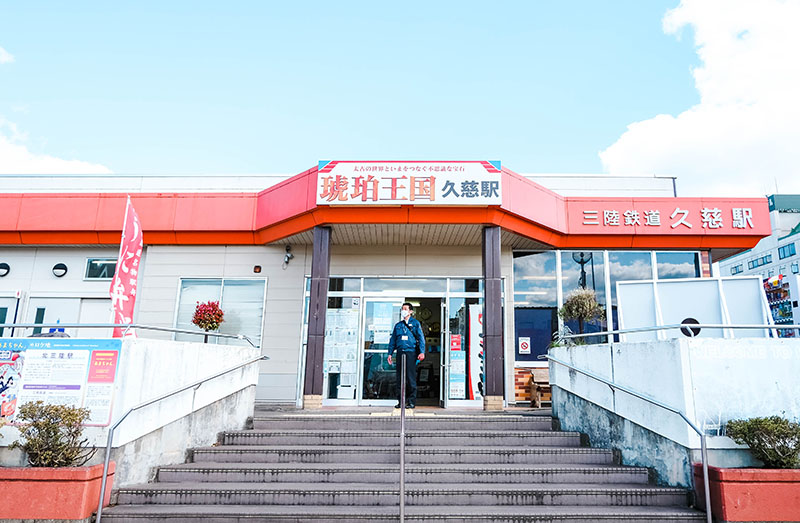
[0,1,697,174]
[2,1,798,197]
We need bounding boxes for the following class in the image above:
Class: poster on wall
[0,338,122,426]
[0,340,24,419]
[323,308,360,399]
[518,336,531,355]
[468,304,484,401]
[371,302,395,345]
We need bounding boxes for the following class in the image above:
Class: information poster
[0,338,121,426]
[372,302,395,344]
[323,308,360,399]
[448,334,466,399]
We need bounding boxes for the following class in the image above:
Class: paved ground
[254,404,553,416]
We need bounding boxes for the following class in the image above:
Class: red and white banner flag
[110,196,143,338]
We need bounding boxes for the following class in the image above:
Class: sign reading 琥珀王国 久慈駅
[316,161,502,205]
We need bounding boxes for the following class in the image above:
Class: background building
[0,163,769,408]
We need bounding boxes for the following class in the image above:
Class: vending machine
[763,273,800,337]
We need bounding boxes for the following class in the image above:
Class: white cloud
[0,46,13,64]
[0,118,112,174]
[600,0,800,197]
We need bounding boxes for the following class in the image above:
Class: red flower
[192,301,225,332]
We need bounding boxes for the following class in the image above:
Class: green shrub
[9,401,97,467]
[726,416,800,469]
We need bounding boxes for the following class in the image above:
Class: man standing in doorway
[387,302,426,409]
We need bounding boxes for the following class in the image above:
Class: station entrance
[302,277,486,408]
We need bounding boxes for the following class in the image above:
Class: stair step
[252,415,553,431]
[103,504,706,522]
[158,463,649,484]
[221,430,581,447]
[117,482,689,507]
[192,445,615,464]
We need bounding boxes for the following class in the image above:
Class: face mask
[401,309,411,319]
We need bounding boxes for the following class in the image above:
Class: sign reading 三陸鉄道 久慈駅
[316,161,502,205]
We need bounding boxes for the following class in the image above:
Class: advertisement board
[0,338,121,426]
[448,334,466,399]
[468,304,484,401]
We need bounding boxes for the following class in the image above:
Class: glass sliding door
[444,296,484,408]
[361,299,403,405]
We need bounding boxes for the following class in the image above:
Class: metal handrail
[560,323,799,340]
[399,352,407,523]
[545,355,712,523]
[0,322,258,347]
[95,354,268,522]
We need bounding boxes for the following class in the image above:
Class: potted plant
[693,416,800,521]
[558,288,604,336]
[0,401,115,519]
[192,300,225,342]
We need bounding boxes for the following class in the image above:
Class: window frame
[172,277,268,345]
[778,243,796,260]
[84,258,118,281]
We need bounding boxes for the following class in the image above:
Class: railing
[399,352,407,523]
[545,355,712,523]
[0,322,259,347]
[95,354,269,523]
[559,323,800,341]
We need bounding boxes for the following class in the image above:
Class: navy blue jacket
[387,317,426,356]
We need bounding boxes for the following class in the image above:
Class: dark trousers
[395,352,417,405]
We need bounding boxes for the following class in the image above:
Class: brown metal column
[303,226,331,409]
[482,226,504,410]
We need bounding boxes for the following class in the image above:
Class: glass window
[175,278,267,346]
[656,252,700,280]
[450,278,481,293]
[779,243,796,260]
[608,252,653,335]
[0,307,7,337]
[85,258,117,279]
[561,251,607,343]
[792,263,799,274]
[329,278,361,292]
[363,278,447,293]
[513,252,558,361]
[32,307,46,335]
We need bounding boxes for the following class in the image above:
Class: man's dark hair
[402,302,414,310]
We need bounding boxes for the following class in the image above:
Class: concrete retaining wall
[549,337,800,483]
[1,338,260,486]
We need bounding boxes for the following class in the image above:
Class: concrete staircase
[103,410,705,522]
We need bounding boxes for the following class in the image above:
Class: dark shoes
[394,402,402,409]
[394,402,416,409]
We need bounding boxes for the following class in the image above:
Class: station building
[0,161,770,409]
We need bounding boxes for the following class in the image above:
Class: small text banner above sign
[317,161,502,206]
